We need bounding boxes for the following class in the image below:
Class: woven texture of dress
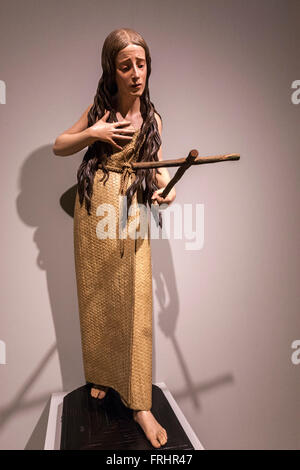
[73,129,153,410]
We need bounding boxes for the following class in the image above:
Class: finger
[115,120,132,128]
[112,133,134,142]
[153,195,168,205]
[110,139,123,151]
[101,110,110,121]
[155,198,164,205]
[157,186,168,195]
[113,128,136,136]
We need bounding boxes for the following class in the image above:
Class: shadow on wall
[1,145,233,448]
[151,237,233,407]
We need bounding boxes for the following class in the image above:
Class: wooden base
[60,384,195,450]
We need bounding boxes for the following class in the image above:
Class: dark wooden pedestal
[60,384,194,450]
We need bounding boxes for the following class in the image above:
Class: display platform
[44,382,204,450]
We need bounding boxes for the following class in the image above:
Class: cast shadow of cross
[151,234,233,409]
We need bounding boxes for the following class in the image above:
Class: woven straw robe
[73,130,153,411]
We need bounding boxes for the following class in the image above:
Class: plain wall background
[0,0,299,449]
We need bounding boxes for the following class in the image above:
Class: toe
[151,439,161,448]
[90,387,106,399]
[149,433,161,448]
[157,431,167,446]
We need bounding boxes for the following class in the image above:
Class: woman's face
[115,44,147,98]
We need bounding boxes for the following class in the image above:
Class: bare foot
[133,410,168,448]
[90,385,108,399]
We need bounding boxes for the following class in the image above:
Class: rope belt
[98,161,138,258]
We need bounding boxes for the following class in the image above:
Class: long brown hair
[77,28,163,228]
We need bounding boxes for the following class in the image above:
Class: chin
[129,87,144,95]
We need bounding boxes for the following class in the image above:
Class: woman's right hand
[89,110,136,151]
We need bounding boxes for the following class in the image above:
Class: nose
[132,63,139,79]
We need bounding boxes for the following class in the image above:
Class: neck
[113,93,141,119]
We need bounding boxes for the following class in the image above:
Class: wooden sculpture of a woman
[53,28,176,449]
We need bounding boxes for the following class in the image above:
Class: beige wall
[0,0,299,449]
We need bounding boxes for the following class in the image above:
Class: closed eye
[122,65,144,71]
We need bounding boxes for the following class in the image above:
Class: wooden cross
[132,150,240,199]
[130,150,240,223]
